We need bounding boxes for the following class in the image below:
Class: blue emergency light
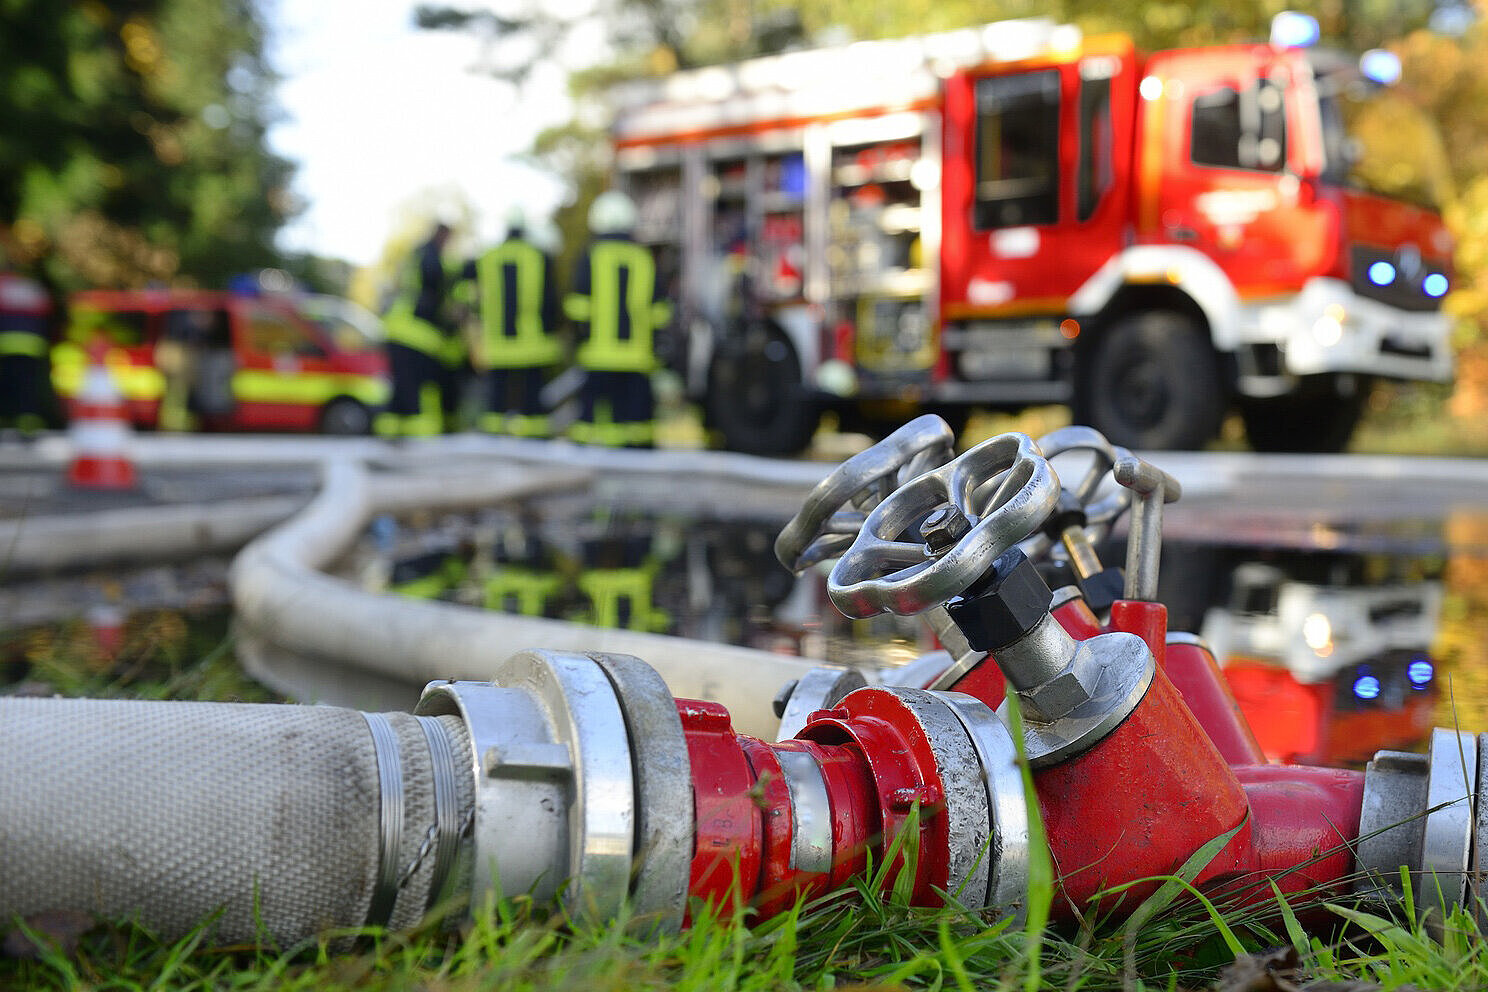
[1360,49,1402,85]
[1352,674,1382,700]
[1271,12,1320,49]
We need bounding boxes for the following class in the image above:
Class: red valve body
[679,694,945,917]
[677,597,1365,923]
[1036,666,1253,910]
[1109,599,1267,766]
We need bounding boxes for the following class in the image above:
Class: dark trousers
[382,342,452,436]
[0,354,47,429]
[487,366,546,417]
[575,370,655,446]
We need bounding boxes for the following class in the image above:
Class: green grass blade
[1001,691,1052,992]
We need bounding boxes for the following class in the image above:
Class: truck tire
[1239,378,1369,453]
[707,323,819,456]
[319,397,373,436]
[1077,310,1225,450]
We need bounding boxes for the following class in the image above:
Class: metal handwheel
[774,414,957,575]
[828,432,1060,618]
[1016,426,1133,563]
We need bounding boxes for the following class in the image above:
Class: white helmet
[504,204,528,233]
[529,219,563,254]
[587,190,638,235]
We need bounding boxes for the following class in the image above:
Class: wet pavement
[0,462,318,520]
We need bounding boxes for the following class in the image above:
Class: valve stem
[1113,456,1182,602]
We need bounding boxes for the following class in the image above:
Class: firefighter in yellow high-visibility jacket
[377,222,460,437]
[563,192,672,448]
[473,209,561,437]
[0,270,54,437]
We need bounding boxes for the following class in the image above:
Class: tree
[0,0,296,293]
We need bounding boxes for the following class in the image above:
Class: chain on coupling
[417,649,1032,929]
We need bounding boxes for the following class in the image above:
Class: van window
[164,308,232,348]
[247,306,322,357]
[974,69,1061,229]
[72,306,149,347]
[1190,79,1287,172]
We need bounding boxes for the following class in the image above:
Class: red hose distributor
[809,431,1474,926]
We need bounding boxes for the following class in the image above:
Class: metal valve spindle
[1113,455,1182,602]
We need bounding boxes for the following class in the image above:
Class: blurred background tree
[0,0,297,294]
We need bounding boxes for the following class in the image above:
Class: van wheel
[1240,378,1369,453]
[319,397,372,436]
[707,323,819,455]
[1077,311,1225,450]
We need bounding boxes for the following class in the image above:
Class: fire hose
[2,419,1485,946]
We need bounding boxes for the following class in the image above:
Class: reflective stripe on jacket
[384,237,456,360]
[0,329,47,358]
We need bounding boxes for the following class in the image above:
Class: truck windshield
[1316,66,1452,210]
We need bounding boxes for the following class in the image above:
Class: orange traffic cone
[67,342,137,490]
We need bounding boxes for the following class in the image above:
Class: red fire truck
[609,16,1454,454]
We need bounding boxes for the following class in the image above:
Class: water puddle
[353,498,1488,766]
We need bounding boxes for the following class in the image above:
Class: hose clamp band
[415,715,464,911]
[362,711,404,928]
[775,748,833,873]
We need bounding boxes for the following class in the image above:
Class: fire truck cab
[610,16,1454,453]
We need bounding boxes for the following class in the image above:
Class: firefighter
[376,222,459,437]
[473,208,561,437]
[0,270,54,437]
[564,191,673,448]
[483,524,563,617]
[574,533,670,633]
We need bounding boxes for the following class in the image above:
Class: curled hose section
[0,697,473,946]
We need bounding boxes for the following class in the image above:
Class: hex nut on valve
[920,506,971,554]
[1016,638,1106,723]
[945,550,1053,653]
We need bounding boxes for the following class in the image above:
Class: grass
[5,838,1488,990]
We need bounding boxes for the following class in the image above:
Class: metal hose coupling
[1355,728,1488,930]
[420,649,1033,930]
[417,650,695,931]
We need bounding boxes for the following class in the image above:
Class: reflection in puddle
[357,503,1488,767]
[1157,544,1441,765]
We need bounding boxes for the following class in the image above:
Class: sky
[266,0,575,266]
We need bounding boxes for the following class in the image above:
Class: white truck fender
[1068,246,1243,351]
[770,304,821,376]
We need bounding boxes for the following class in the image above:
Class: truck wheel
[1078,311,1225,450]
[319,397,372,436]
[707,324,819,455]
[1239,379,1369,453]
